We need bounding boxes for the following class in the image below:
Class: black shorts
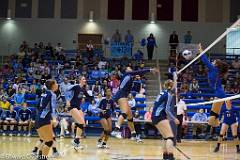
[113,90,128,102]
[67,105,80,112]
[35,112,51,129]
[151,110,167,125]
[99,113,111,120]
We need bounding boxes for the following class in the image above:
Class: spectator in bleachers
[92,81,101,96]
[88,100,99,116]
[189,78,199,93]
[191,109,208,139]
[225,84,232,94]
[60,78,71,98]
[195,65,206,77]
[180,81,189,93]
[95,93,103,107]
[232,57,240,69]
[13,89,25,106]
[231,81,240,94]
[184,31,192,44]
[125,30,134,45]
[2,105,18,136]
[45,42,54,56]
[17,102,31,136]
[144,107,158,137]
[169,31,179,52]
[55,43,63,53]
[111,66,122,78]
[112,29,122,43]
[128,94,136,109]
[146,33,157,60]
[0,96,11,110]
[108,74,119,95]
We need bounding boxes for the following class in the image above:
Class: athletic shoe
[136,136,143,143]
[60,135,64,139]
[71,140,83,151]
[31,150,38,156]
[237,148,240,153]
[213,146,220,152]
[97,140,102,147]
[17,133,21,136]
[52,151,60,158]
[9,133,13,136]
[2,133,6,136]
[111,131,122,139]
[27,133,31,137]
[65,130,70,135]
[97,143,109,149]
[23,133,26,136]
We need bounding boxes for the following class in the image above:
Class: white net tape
[186,94,240,106]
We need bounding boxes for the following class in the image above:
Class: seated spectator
[92,81,101,96]
[128,94,136,109]
[191,109,208,139]
[13,89,25,106]
[144,107,158,137]
[133,50,144,61]
[109,74,120,95]
[231,81,240,94]
[91,66,100,80]
[225,84,232,94]
[232,57,240,69]
[55,43,63,53]
[17,102,31,136]
[180,81,189,93]
[2,105,18,136]
[0,96,11,110]
[88,100,99,116]
[189,78,199,93]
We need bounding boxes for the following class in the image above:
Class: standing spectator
[169,31,179,52]
[60,78,71,101]
[176,98,187,143]
[191,109,208,139]
[184,31,192,44]
[2,105,18,136]
[17,102,32,136]
[189,78,200,93]
[86,40,94,61]
[125,30,134,56]
[55,43,63,53]
[146,33,157,60]
[112,29,122,43]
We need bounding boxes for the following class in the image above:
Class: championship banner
[110,42,132,58]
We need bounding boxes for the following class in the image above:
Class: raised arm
[199,44,215,70]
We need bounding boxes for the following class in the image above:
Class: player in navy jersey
[0,107,4,132]
[97,88,115,148]
[34,79,58,160]
[152,73,179,160]
[213,106,240,153]
[3,105,18,136]
[199,44,230,139]
[66,76,93,150]
[18,102,32,136]
[111,67,158,140]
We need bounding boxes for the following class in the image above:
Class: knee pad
[233,135,238,139]
[53,137,56,141]
[121,113,127,119]
[164,137,174,142]
[210,111,219,118]
[40,139,43,143]
[128,118,133,122]
[104,130,111,135]
[45,141,53,147]
[75,123,84,129]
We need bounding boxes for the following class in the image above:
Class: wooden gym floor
[0,136,239,160]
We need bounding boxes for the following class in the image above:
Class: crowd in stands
[0,40,153,138]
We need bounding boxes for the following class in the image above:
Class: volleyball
[182,49,193,60]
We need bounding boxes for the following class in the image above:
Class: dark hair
[215,59,229,77]
[45,79,56,90]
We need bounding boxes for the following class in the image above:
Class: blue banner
[110,42,132,58]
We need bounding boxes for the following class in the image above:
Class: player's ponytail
[215,59,229,78]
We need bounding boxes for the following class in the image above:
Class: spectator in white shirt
[176,98,187,143]
[128,93,136,109]
[55,43,63,53]
[60,78,70,101]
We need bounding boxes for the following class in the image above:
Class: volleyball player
[97,88,115,148]
[199,44,230,139]
[66,76,93,150]
[152,73,179,160]
[213,106,240,153]
[34,80,58,160]
[111,67,158,140]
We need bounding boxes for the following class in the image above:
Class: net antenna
[177,19,240,75]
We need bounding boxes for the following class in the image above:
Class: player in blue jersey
[34,79,58,160]
[213,106,240,153]
[111,67,158,140]
[3,105,18,136]
[66,76,93,150]
[18,102,32,136]
[152,73,179,160]
[199,44,230,139]
[96,88,115,148]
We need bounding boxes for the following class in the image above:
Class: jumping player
[111,67,158,140]
[213,106,240,153]
[151,73,179,160]
[34,79,58,160]
[199,44,230,139]
[66,76,93,150]
[97,88,115,148]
